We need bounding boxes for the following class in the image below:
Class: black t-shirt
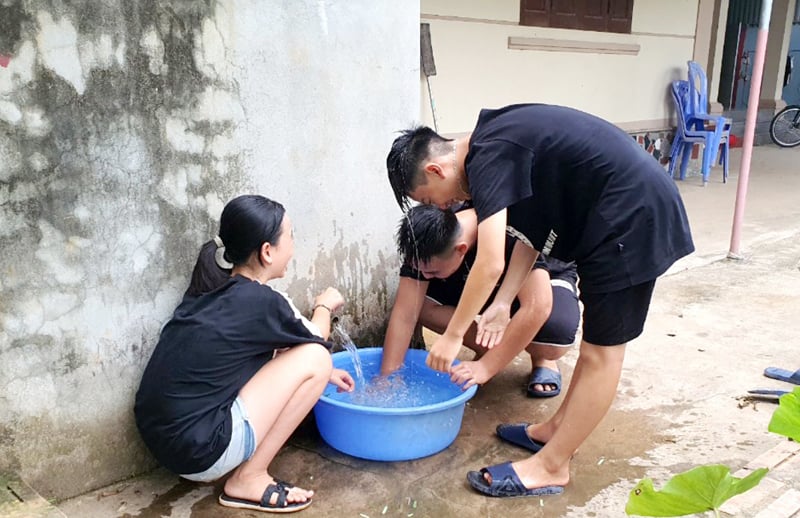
[465,104,694,293]
[134,275,330,475]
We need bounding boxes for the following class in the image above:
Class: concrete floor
[58,145,800,518]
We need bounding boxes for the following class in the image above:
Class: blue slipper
[764,367,800,385]
[527,367,561,398]
[466,462,564,497]
[496,423,546,453]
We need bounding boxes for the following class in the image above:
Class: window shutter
[519,0,633,34]
[607,0,633,33]
[520,0,550,27]
[550,0,580,30]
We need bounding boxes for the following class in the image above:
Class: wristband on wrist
[312,303,332,315]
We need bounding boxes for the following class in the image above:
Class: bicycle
[769,104,800,147]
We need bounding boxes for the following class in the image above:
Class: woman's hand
[330,368,355,392]
[311,288,345,342]
[450,360,491,390]
[476,301,510,349]
[315,287,345,313]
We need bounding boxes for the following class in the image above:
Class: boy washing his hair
[381,204,579,396]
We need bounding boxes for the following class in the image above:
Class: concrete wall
[420,0,700,134]
[0,0,418,500]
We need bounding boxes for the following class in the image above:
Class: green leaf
[768,387,800,442]
[625,465,769,516]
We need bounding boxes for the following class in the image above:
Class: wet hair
[386,125,453,210]
[395,204,460,266]
[186,194,286,296]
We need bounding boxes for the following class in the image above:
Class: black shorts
[427,276,580,346]
[532,279,580,346]
[579,280,656,346]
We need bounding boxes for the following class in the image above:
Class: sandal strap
[484,462,527,494]
[261,483,288,508]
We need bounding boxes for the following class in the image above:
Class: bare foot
[524,423,579,458]
[524,422,551,444]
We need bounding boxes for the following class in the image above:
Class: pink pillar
[729,0,773,259]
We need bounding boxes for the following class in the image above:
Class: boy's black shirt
[401,234,577,313]
[465,103,694,293]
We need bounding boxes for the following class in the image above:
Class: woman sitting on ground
[135,194,353,513]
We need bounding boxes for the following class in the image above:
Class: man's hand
[476,301,510,349]
[330,368,355,392]
[450,360,491,390]
[426,334,463,373]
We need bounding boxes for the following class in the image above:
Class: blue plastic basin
[313,347,478,461]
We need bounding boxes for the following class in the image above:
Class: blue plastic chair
[688,61,731,182]
[668,62,731,184]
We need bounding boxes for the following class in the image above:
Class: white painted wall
[421,0,700,133]
[232,1,415,296]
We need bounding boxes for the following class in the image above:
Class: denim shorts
[180,397,257,482]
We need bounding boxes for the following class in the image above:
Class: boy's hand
[476,301,510,349]
[450,360,490,390]
[330,368,355,392]
[379,361,400,377]
[315,287,345,313]
[426,334,462,373]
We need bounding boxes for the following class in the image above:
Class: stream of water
[331,323,365,387]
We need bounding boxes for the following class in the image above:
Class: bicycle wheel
[769,105,800,147]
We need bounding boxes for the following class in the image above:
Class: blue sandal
[764,367,800,385]
[496,423,546,453]
[527,367,562,398]
[466,462,564,497]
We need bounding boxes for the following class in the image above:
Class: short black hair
[395,204,460,266]
[386,126,452,210]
